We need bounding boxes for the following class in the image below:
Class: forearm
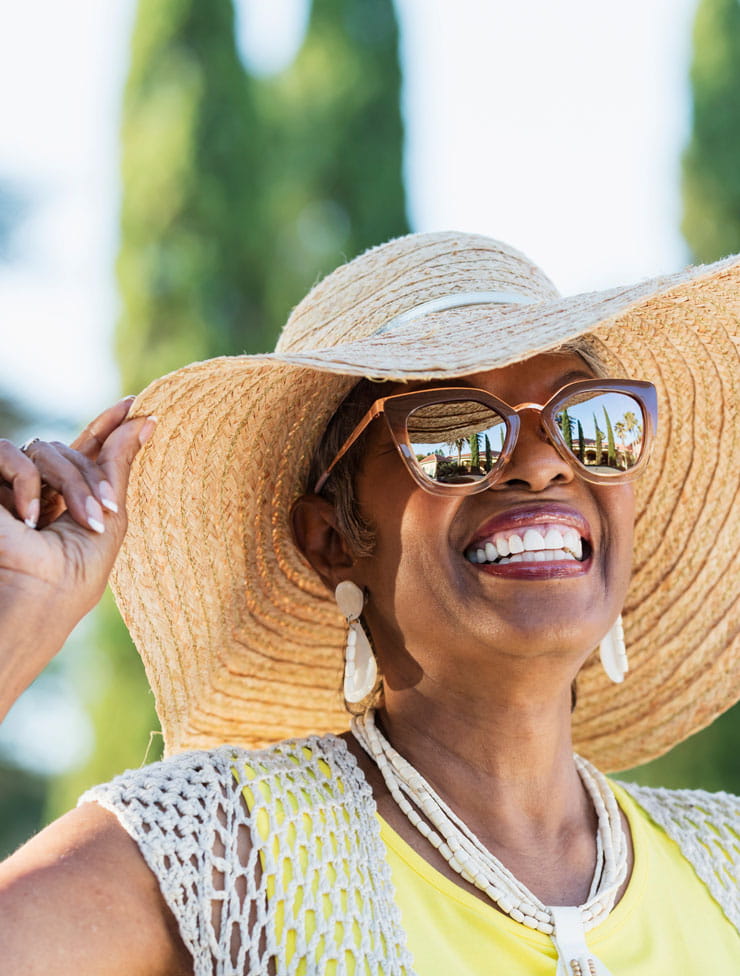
[0,579,84,722]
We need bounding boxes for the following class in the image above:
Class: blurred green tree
[0,391,50,858]
[0,183,49,856]
[682,0,740,261]
[50,0,407,813]
[626,0,740,792]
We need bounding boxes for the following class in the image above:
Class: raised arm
[0,401,192,975]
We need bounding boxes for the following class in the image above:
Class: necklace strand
[351,709,628,938]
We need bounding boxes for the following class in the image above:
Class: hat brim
[112,253,740,772]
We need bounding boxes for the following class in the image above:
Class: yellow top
[380,780,740,973]
[238,748,739,974]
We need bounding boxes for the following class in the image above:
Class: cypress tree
[602,407,616,466]
[256,0,408,330]
[116,0,266,393]
[592,412,603,466]
[469,432,480,472]
[576,419,585,462]
[682,0,740,261]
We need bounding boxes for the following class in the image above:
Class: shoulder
[0,801,191,976]
[77,734,374,971]
[81,733,363,820]
[619,780,740,838]
[619,781,740,931]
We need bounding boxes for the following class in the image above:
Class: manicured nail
[86,495,105,534]
[24,498,40,530]
[98,480,119,513]
[138,415,158,446]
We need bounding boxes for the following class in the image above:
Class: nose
[493,408,575,492]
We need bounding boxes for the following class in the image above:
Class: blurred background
[1,0,739,856]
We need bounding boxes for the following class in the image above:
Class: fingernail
[86,496,105,534]
[138,415,158,446]
[98,480,119,513]
[24,498,40,530]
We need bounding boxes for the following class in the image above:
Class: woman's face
[349,352,636,699]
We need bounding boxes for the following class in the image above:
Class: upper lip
[466,503,592,549]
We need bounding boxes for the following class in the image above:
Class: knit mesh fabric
[80,735,740,974]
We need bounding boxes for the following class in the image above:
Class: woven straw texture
[112,232,740,771]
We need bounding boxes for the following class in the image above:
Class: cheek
[601,485,636,590]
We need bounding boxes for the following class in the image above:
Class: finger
[20,440,107,534]
[71,396,137,459]
[96,415,157,506]
[0,439,42,527]
[48,441,120,515]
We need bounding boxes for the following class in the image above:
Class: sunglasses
[314,379,658,496]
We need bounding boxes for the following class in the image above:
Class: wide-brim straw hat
[114,231,740,772]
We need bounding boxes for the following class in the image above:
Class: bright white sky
[0,0,699,770]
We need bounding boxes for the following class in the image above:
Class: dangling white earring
[599,615,628,683]
[335,580,378,703]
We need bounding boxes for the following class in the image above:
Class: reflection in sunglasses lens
[554,391,644,472]
[406,401,507,485]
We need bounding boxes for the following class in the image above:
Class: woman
[0,231,738,974]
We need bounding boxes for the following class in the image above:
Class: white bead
[335,580,365,620]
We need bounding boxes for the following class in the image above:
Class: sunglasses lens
[554,390,646,473]
[406,400,507,486]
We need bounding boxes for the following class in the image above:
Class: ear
[291,494,355,590]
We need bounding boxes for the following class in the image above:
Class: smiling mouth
[465,522,591,566]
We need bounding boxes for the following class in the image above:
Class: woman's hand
[0,397,156,722]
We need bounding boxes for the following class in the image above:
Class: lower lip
[473,556,592,580]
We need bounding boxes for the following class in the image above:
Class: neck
[380,678,584,842]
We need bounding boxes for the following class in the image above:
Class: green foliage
[254,0,408,333]
[484,433,492,472]
[0,762,46,859]
[117,0,267,391]
[560,408,573,451]
[623,701,740,793]
[117,0,408,393]
[46,593,162,819]
[682,0,740,262]
[469,432,480,471]
[576,419,585,462]
[602,407,616,465]
[592,412,603,464]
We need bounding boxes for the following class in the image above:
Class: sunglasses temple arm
[313,402,385,494]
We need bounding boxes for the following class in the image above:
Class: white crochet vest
[80,735,740,976]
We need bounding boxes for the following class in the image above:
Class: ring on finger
[19,437,41,455]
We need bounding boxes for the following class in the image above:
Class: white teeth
[563,528,582,559]
[544,527,565,549]
[523,528,546,552]
[468,522,586,565]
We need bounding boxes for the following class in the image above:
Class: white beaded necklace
[352,709,627,976]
